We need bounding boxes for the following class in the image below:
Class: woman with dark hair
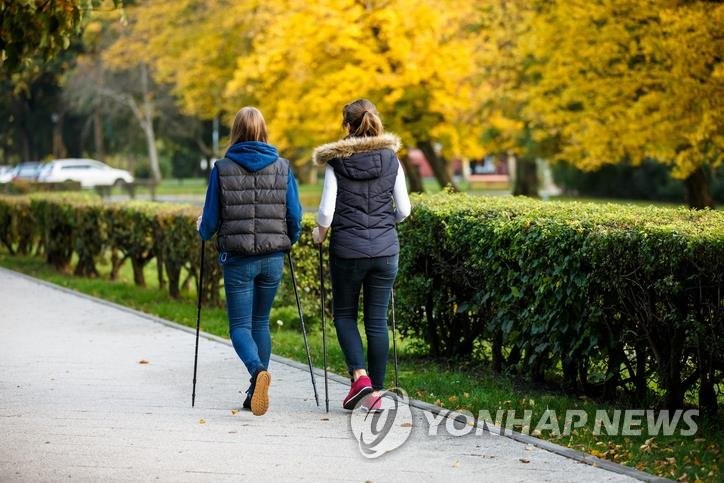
[312,99,411,410]
[197,106,303,416]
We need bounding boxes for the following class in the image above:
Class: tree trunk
[418,140,458,191]
[425,293,439,357]
[399,154,424,193]
[93,109,105,160]
[661,336,685,410]
[529,350,546,384]
[140,63,161,185]
[634,342,647,403]
[131,258,146,287]
[74,257,99,278]
[304,163,318,185]
[491,329,503,373]
[562,357,579,393]
[684,166,714,209]
[156,255,166,289]
[1,238,15,255]
[603,347,623,400]
[144,123,161,184]
[14,96,32,162]
[110,249,121,280]
[699,367,717,417]
[513,157,538,197]
[506,344,522,368]
[51,111,67,159]
[165,263,181,299]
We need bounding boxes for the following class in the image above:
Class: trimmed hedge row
[397,193,723,413]
[0,192,322,312]
[0,192,721,412]
[0,193,214,302]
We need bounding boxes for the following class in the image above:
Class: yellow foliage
[95,0,722,176]
[522,0,723,178]
[107,0,492,163]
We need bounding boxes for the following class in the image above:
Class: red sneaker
[360,392,383,412]
[343,375,373,409]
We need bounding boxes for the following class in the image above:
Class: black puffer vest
[327,147,399,259]
[215,157,291,256]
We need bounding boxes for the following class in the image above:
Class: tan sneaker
[250,370,271,416]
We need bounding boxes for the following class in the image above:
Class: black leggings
[329,254,398,390]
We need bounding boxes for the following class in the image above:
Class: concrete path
[0,268,640,482]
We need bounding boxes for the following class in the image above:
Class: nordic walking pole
[192,240,205,408]
[390,287,400,389]
[318,244,329,413]
[287,252,320,406]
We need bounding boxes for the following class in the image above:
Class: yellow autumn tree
[471,0,555,196]
[222,0,491,190]
[522,0,723,208]
[106,0,492,190]
[104,0,255,121]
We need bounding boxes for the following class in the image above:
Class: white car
[0,166,15,183]
[38,159,134,188]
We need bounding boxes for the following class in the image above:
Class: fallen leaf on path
[138,360,149,364]
[320,417,329,421]
[400,422,413,427]
[452,460,460,468]
[198,418,206,424]
[519,458,530,464]
[230,409,239,415]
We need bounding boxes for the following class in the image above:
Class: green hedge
[397,193,723,413]
[1,180,82,195]
[0,192,721,413]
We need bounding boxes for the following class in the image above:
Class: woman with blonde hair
[312,99,411,410]
[197,107,302,416]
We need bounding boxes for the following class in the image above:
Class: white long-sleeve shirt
[316,163,412,228]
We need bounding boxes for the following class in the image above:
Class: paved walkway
[0,268,640,482]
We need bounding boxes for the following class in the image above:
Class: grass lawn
[0,250,719,481]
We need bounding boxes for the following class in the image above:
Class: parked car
[38,159,134,188]
[0,166,15,183]
[12,162,42,181]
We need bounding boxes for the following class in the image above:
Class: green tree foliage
[0,1,125,84]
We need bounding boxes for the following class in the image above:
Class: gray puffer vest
[215,157,291,256]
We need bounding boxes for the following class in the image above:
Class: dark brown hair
[229,106,268,146]
[342,99,383,138]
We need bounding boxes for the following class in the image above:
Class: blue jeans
[223,254,284,388]
[330,254,398,390]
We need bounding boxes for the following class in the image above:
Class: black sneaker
[242,393,251,410]
[249,369,271,416]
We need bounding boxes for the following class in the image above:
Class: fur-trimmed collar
[313,133,401,165]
